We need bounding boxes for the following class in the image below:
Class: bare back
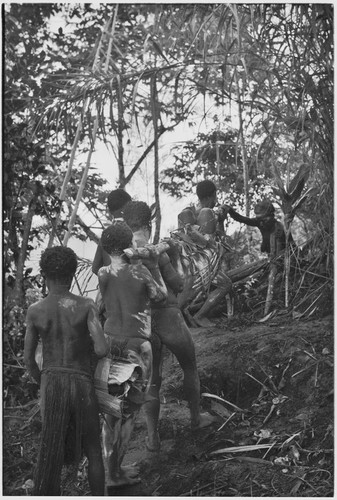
[27,293,97,374]
[99,258,163,339]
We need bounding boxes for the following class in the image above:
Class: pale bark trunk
[14,194,38,304]
[151,74,161,244]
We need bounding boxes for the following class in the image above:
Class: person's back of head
[123,201,152,233]
[40,246,77,284]
[196,180,217,208]
[101,221,133,256]
[107,189,132,217]
[196,180,217,201]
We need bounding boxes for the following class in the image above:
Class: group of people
[24,179,290,495]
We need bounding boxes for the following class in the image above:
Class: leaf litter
[3,315,334,496]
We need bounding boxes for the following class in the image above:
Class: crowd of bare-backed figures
[24,180,290,495]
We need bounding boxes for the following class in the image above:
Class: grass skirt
[34,368,92,495]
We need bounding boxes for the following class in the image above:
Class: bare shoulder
[133,262,152,277]
[98,265,110,280]
[26,298,46,319]
[69,293,95,306]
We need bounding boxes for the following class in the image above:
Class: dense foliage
[3,4,333,407]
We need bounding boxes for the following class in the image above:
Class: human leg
[153,308,216,429]
[144,332,163,451]
[102,406,142,487]
[102,413,122,486]
[103,337,152,486]
[194,270,233,326]
[193,288,227,326]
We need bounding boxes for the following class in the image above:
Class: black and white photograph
[3,3,333,496]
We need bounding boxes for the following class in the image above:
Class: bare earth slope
[3,315,333,496]
[111,314,334,497]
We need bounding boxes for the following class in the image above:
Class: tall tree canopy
[4,3,333,304]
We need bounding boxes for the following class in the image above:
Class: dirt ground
[3,313,334,496]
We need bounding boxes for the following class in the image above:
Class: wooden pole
[47,102,87,248]
[60,9,118,246]
[62,118,99,246]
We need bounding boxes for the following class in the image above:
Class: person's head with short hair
[40,246,77,285]
[254,199,275,218]
[123,201,152,234]
[107,189,132,218]
[196,180,217,208]
[101,221,133,256]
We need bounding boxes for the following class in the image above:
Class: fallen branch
[245,372,274,394]
[227,456,273,466]
[217,412,236,431]
[210,443,277,455]
[227,259,268,283]
[201,393,244,412]
[20,406,41,430]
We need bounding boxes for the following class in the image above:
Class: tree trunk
[151,74,161,244]
[264,263,277,316]
[283,220,291,309]
[116,77,125,187]
[226,259,269,283]
[231,5,251,253]
[13,192,38,305]
[121,125,167,188]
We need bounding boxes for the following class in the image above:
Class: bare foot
[193,316,215,327]
[192,412,218,430]
[145,434,161,452]
[108,465,141,487]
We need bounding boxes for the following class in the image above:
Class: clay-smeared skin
[98,253,165,488]
[98,259,165,340]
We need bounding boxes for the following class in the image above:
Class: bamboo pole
[60,9,118,247]
[47,101,87,248]
[62,118,99,246]
[151,73,161,244]
[62,5,118,246]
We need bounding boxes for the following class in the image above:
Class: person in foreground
[98,221,167,488]
[24,246,108,496]
[123,201,217,453]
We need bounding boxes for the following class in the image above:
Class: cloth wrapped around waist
[94,335,152,410]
